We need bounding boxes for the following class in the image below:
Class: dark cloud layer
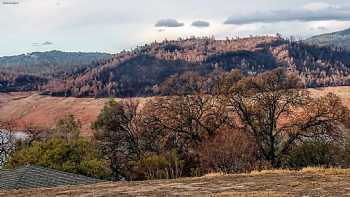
[192,20,210,27]
[225,6,350,25]
[155,19,184,27]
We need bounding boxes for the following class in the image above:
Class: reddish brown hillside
[45,36,350,98]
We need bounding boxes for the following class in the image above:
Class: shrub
[80,159,112,179]
[282,139,339,168]
[133,150,184,180]
[330,135,350,168]
[5,138,111,179]
[52,114,81,141]
[198,128,257,174]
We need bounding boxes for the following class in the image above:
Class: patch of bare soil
[1,171,350,197]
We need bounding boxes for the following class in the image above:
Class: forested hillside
[1,37,350,97]
[0,51,111,92]
[0,72,48,92]
[305,28,350,50]
[0,50,112,76]
[44,36,350,97]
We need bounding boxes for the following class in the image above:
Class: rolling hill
[305,27,350,50]
[1,37,350,98]
[43,36,350,98]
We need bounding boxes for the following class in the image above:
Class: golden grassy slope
[309,86,350,107]
[0,92,107,136]
[2,168,350,197]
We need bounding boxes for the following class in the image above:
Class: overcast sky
[1,0,350,56]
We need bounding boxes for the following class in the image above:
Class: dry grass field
[0,92,150,136]
[1,168,350,197]
[0,92,107,136]
[0,86,349,136]
[309,86,350,107]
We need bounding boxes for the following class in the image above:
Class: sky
[1,0,350,56]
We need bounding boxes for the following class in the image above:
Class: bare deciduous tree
[0,121,17,167]
[93,99,141,180]
[220,68,350,167]
[145,95,228,153]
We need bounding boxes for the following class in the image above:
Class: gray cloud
[32,41,54,47]
[2,1,19,5]
[155,19,184,27]
[42,41,53,45]
[317,26,328,30]
[309,26,328,32]
[192,20,210,27]
[224,6,350,25]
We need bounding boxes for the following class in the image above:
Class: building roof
[0,166,103,190]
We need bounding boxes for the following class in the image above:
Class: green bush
[283,139,338,169]
[5,138,111,179]
[334,136,350,168]
[52,114,81,141]
[80,159,112,179]
[134,150,184,180]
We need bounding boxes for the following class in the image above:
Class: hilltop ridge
[1,36,350,97]
[45,36,350,97]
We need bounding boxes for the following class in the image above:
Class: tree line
[2,68,350,180]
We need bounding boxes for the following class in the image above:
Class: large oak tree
[220,69,350,167]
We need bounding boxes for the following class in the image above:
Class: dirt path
[2,171,350,197]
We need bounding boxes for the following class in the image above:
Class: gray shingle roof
[0,166,103,190]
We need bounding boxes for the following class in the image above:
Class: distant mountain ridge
[305,28,350,50]
[0,50,112,76]
[0,51,112,92]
